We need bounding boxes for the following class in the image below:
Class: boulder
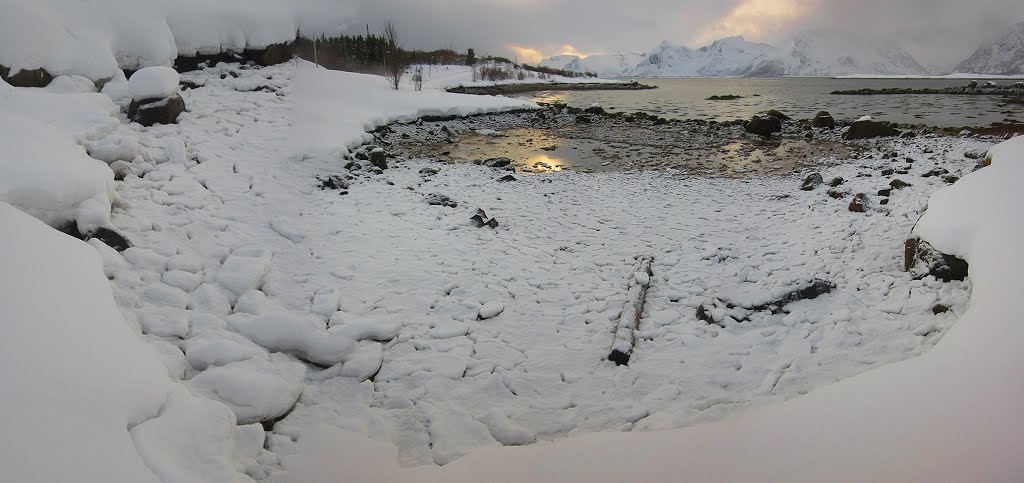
[425,193,457,208]
[128,94,186,126]
[889,179,912,190]
[812,111,836,129]
[800,173,824,191]
[745,115,782,138]
[483,157,512,168]
[849,193,868,212]
[765,109,791,121]
[843,120,900,140]
[829,177,845,187]
[369,149,387,170]
[904,236,968,282]
[0,65,53,87]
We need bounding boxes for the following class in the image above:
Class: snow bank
[0,81,119,231]
[0,203,254,482]
[290,63,537,156]
[0,0,351,81]
[279,137,1024,481]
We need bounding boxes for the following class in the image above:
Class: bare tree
[381,19,407,90]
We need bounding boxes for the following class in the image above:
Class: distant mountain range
[541,26,1024,78]
[954,22,1024,75]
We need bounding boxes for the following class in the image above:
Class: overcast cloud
[339,0,1024,67]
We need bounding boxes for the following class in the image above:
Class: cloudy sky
[339,0,1024,68]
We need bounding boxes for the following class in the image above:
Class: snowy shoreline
[1,55,1021,482]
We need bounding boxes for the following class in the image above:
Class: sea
[522,78,1023,128]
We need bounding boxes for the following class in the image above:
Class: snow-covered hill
[955,22,1024,75]
[545,32,930,78]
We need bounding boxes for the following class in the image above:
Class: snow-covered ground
[1,54,1020,482]
[837,73,1024,79]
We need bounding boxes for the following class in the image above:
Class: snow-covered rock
[0,81,118,232]
[127,66,180,101]
[187,354,305,425]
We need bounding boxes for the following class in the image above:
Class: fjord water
[524,78,1022,127]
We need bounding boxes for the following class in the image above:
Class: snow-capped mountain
[630,37,779,77]
[542,31,930,78]
[537,55,580,70]
[564,52,647,77]
[954,22,1024,75]
[779,30,929,77]
[538,52,646,77]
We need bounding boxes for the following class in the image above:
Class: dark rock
[707,95,743,101]
[881,168,895,176]
[800,173,824,191]
[425,193,457,208]
[318,175,349,190]
[369,149,388,170]
[922,168,949,178]
[812,111,836,129]
[942,175,960,184]
[746,115,782,138]
[354,152,369,161]
[179,79,204,90]
[827,189,846,199]
[575,115,592,124]
[88,227,131,252]
[344,161,362,171]
[765,109,791,121]
[932,304,950,315]
[889,179,912,189]
[497,174,517,182]
[877,189,892,197]
[483,157,512,168]
[419,167,439,177]
[128,94,186,126]
[61,224,132,252]
[899,131,917,139]
[0,65,53,87]
[880,198,890,205]
[905,236,969,282]
[584,106,605,115]
[470,208,499,229]
[849,193,868,212]
[652,117,670,126]
[829,177,845,187]
[843,120,900,140]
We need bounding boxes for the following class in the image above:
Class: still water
[523,78,1023,128]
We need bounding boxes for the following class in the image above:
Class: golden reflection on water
[520,154,567,173]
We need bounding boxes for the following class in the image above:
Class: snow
[0,0,351,81]
[0,203,255,482]
[1,30,1018,480]
[272,135,1024,481]
[578,31,930,78]
[291,63,537,156]
[128,66,180,101]
[954,21,1024,75]
[0,81,118,232]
